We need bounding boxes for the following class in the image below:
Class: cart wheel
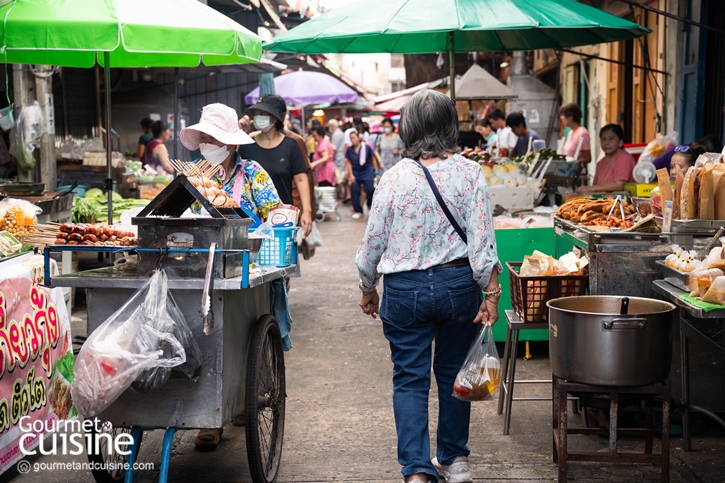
[315,212,325,222]
[87,423,142,483]
[245,314,286,483]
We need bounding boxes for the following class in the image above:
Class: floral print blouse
[355,154,502,288]
[193,154,281,220]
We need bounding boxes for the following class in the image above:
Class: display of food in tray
[54,223,137,246]
[187,176,238,208]
[556,198,635,224]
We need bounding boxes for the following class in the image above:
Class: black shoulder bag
[415,159,467,244]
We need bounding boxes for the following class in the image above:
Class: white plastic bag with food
[639,131,678,166]
[689,268,724,297]
[71,270,191,417]
[453,324,501,401]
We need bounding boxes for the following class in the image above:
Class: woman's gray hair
[399,89,460,160]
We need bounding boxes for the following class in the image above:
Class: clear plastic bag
[71,270,197,416]
[9,101,45,171]
[453,324,501,402]
[701,275,725,305]
[639,131,678,166]
[305,221,324,247]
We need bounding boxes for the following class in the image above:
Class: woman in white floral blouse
[355,89,502,483]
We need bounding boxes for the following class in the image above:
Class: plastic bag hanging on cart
[132,280,203,392]
[71,271,196,416]
[453,323,501,401]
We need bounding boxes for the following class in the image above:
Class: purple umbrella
[245,69,358,106]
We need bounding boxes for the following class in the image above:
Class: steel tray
[655,259,690,291]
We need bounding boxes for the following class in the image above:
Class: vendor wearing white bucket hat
[180,103,281,222]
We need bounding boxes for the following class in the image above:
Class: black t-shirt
[239,137,307,205]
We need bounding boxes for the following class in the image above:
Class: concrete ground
[2,211,724,483]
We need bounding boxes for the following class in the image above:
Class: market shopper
[179,103,283,449]
[240,95,313,237]
[653,134,723,171]
[329,119,349,199]
[376,117,405,172]
[356,89,502,483]
[345,130,378,219]
[507,112,540,158]
[576,124,636,194]
[311,126,336,186]
[135,117,154,159]
[142,120,174,173]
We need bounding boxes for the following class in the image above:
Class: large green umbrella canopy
[0,0,262,67]
[0,0,262,221]
[265,0,650,100]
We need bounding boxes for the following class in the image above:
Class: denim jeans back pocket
[383,287,418,327]
[448,285,481,322]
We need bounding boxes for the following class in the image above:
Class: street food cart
[46,176,295,483]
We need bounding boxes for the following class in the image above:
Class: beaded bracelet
[482,284,502,297]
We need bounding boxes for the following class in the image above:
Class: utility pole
[12,64,35,182]
[34,65,57,191]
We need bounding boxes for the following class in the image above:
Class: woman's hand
[473,296,499,325]
[348,175,356,185]
[300,210,313,237]
[360,289,380,319]
[575,185,592,194]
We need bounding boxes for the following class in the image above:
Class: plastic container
[507,262,588,323]
[257,227,299,267]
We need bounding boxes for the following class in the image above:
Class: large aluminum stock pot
[547,296,676,386]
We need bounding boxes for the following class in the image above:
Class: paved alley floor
[2,211,724,483]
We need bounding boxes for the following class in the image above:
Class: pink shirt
[563,126,591,160]
[313,138,336,186]
[592,149,636,186]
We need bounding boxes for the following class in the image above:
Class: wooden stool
[553,377,670,483]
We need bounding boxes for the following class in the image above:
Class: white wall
[327,53,406,96]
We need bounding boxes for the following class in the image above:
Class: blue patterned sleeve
[246,161,281,220]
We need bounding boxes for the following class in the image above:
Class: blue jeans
[351,177,374,214]
[380,266,481,482]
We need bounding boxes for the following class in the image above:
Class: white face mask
[383,127,392,134]
[254,115,273,132]
[199,143,231,165]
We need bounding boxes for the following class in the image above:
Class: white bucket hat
[180,103,254,151]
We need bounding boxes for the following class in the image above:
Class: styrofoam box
[488,186,535,210]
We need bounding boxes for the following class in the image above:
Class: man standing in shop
[487,109,517,157]
[507,112,540,158]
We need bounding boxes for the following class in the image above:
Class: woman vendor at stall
[179,103,283,450]
[180,103,281,221]
[142,121,175,173]
[670,144,707,181]
[576,124,635,194]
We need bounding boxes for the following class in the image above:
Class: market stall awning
[445,64,517,100]
[372,78,446,113]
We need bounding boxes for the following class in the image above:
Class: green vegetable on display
[73,189,148,223]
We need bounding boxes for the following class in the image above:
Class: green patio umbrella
[0,0,262,221]
[264,0,650,99]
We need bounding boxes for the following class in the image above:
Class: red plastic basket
[507,262,589,323]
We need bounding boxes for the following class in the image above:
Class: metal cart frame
[47,245,294,483]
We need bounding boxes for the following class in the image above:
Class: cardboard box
[624,182,657,197]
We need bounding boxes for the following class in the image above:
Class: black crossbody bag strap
[416,159,468,244]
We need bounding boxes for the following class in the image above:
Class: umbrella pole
[104,54,113,225]
[173,67,179,160]
[448,31,455,101]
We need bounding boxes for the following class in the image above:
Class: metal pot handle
[603,318,647,330]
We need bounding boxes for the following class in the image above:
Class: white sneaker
[351,213,362,219]
[432,456,472,483]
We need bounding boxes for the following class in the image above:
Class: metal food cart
[46,176,295,483]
